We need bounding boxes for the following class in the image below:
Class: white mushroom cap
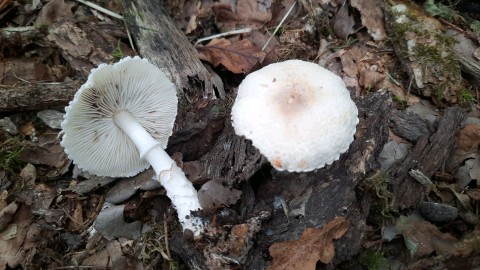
[61,56,178,177]
[231,60,358,172]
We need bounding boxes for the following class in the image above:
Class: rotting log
[390,107,465,208]
[122,0,224,104]
[0,81,80,112]
[168,92,390,268]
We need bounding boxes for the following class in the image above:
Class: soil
[1,0,480,269]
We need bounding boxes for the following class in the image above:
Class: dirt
[1,0,480,269]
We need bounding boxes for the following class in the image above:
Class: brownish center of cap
[274,81,315,121]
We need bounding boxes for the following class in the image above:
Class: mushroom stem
[113,110,203,234]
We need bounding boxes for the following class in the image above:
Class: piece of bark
[390,107,465,208]
[390,109,434,142]
[0,26,48,48]
[0,81,80,112]
[122,0,224,105]
[199,123,267,185]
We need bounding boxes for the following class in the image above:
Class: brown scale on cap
[271,157,283,169]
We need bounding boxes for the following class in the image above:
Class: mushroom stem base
[113,110,204,235]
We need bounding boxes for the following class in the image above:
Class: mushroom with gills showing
[61,56,204,235]
[231,59,359,172]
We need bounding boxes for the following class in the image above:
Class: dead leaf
[106,178,141,204]
[198,179,242,210]
[68,200,84,231]
[396,216,463,258]
[268,217,349,269]
[237,0,272,27]
[34,0,74,26]
[212,0,271,29]
[197,38,266,74]
[18,142,69,169]
[0,202,18,232]
[457,124,480,152]
[351,0,386,41]
[19,163,36,187]
[93,203,142,241]
[379,141,409,172]
[0,205,33,269]
[82,240,139,268]
[37,110,64,130]
[67,176,116,194]
[332,5,355,39]
[18,121,35,137]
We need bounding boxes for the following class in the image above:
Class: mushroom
[231,59,358,172]
[61,56,203,235]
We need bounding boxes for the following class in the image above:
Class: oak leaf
[197,38,266,74]
[268,217,349,270]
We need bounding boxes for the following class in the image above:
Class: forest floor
[1,0,480,269]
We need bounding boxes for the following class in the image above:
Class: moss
[359,171,395,218]
[139,222,178,268]
[392,95,407,109]
[358,250,389,270]
[459,88,475,105]
[424,0,463,23]
[471,21,480,33]
[0,138,25,176]
[112,40,125,61]
[388,2,464,102]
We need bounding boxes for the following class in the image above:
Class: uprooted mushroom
[61,56,204,236]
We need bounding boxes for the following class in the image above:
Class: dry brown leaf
[237,0,272,26]
[212,0,271,29]
[0,205,33,269]
[268,217,349,270]
[197,39,266,74]
[351,0,386,41]
[18,142,69,169]
[396,217,464,258]
[34,0,75,26]
[457,124,480,152]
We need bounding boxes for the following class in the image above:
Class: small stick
[262,1,297,51]
[195,28,252,45]
[76,0,123,20]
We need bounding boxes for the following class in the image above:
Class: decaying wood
[385,1,464,103]
[0,81,80,112]
[390,109,434,142]
[168,92,390,269]
[122,0,224,103]
[0,26,47,48]
[390,107,465,208]
[199,123,266,184]
[447,29,480,84]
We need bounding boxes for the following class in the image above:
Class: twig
[262,1,297,51]
[75,0,123,20]
[195,28,252,45]
[48,266,109,270]
[123,17,136,53]
[12,73,61,85]
[164,219,171,260]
